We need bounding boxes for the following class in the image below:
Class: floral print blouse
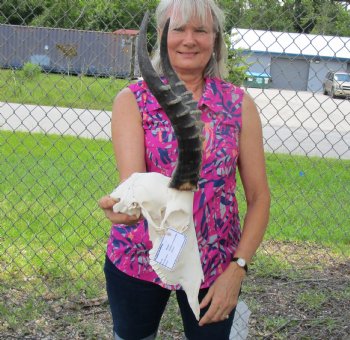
[106,77,244,289]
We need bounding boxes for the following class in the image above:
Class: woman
[99,0,270,339]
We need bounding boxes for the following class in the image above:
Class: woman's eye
[173,27,184,32]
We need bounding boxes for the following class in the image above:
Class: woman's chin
[173,64,202,74]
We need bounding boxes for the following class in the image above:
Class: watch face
[237,258,246,267]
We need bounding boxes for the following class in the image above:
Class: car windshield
[334,74,350,82]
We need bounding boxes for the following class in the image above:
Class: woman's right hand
[98,195,141,225]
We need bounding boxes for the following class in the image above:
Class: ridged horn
[137,12,203,191]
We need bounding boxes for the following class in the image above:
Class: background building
[232,28,350,92]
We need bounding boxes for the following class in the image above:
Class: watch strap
[231,257,248,273]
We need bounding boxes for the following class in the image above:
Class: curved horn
[137,12,203,191]
[137,12,180,110]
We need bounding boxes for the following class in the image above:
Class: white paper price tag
[154,228,186,270]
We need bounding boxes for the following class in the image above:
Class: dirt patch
[1,241,349,340]
[245,273,349,339]
[244,241,350,339]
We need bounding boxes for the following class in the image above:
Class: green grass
[0,69,130,110]
[1,130,116,299]
[1,129,349,291]
[296,291,327,310]
[261,316,291,333]
[1,130,349,336]
[237,153,350,255]
[249,254,299,279]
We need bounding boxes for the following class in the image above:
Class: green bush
[21,62,42,80]
[225,34,250,86]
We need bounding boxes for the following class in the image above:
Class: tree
[225,34,251,86]
[30,0,88,29]
[217,0,247,31]
[1,0,349,37]
[29,0,158,32]
[280,0,350,35]
[0,0,45,25]
[310,1,350,35]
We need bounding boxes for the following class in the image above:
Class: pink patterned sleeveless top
[106,77,244,289]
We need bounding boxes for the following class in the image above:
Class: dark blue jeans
[104,256,235,340]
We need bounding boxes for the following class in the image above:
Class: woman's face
[166,13,216,76]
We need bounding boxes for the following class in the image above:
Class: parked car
[323,71,350,98]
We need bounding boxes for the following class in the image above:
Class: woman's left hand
[198,263,246,326]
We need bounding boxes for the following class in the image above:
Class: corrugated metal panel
[270,57,309,91]
[0,24,138,78]
[0,25,24,68]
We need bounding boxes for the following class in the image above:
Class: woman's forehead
[168,6,214,28]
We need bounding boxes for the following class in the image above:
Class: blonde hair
[152,0,228,78]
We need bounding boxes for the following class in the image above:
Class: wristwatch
[231,257,248,273]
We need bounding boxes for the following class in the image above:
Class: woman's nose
[182,30,196,45]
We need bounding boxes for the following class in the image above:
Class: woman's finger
[199,286,214,309]
[199,300,221,326]
[98,196,119,209]
[104,209,139,225]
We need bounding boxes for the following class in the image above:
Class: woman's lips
[178,52,198,57]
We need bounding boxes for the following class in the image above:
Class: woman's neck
[177,73,205,101]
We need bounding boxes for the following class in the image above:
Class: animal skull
[110,172,204,320]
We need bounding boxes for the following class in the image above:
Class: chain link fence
[1,1,349,339]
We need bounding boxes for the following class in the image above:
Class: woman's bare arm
[99,87,146,224]
[111,87,146,180]
[234,93,271,263]
[199,93,270,326]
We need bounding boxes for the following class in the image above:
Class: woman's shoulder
[128,79,148,94]
[128,79,159,102]
[126,79,162,112]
